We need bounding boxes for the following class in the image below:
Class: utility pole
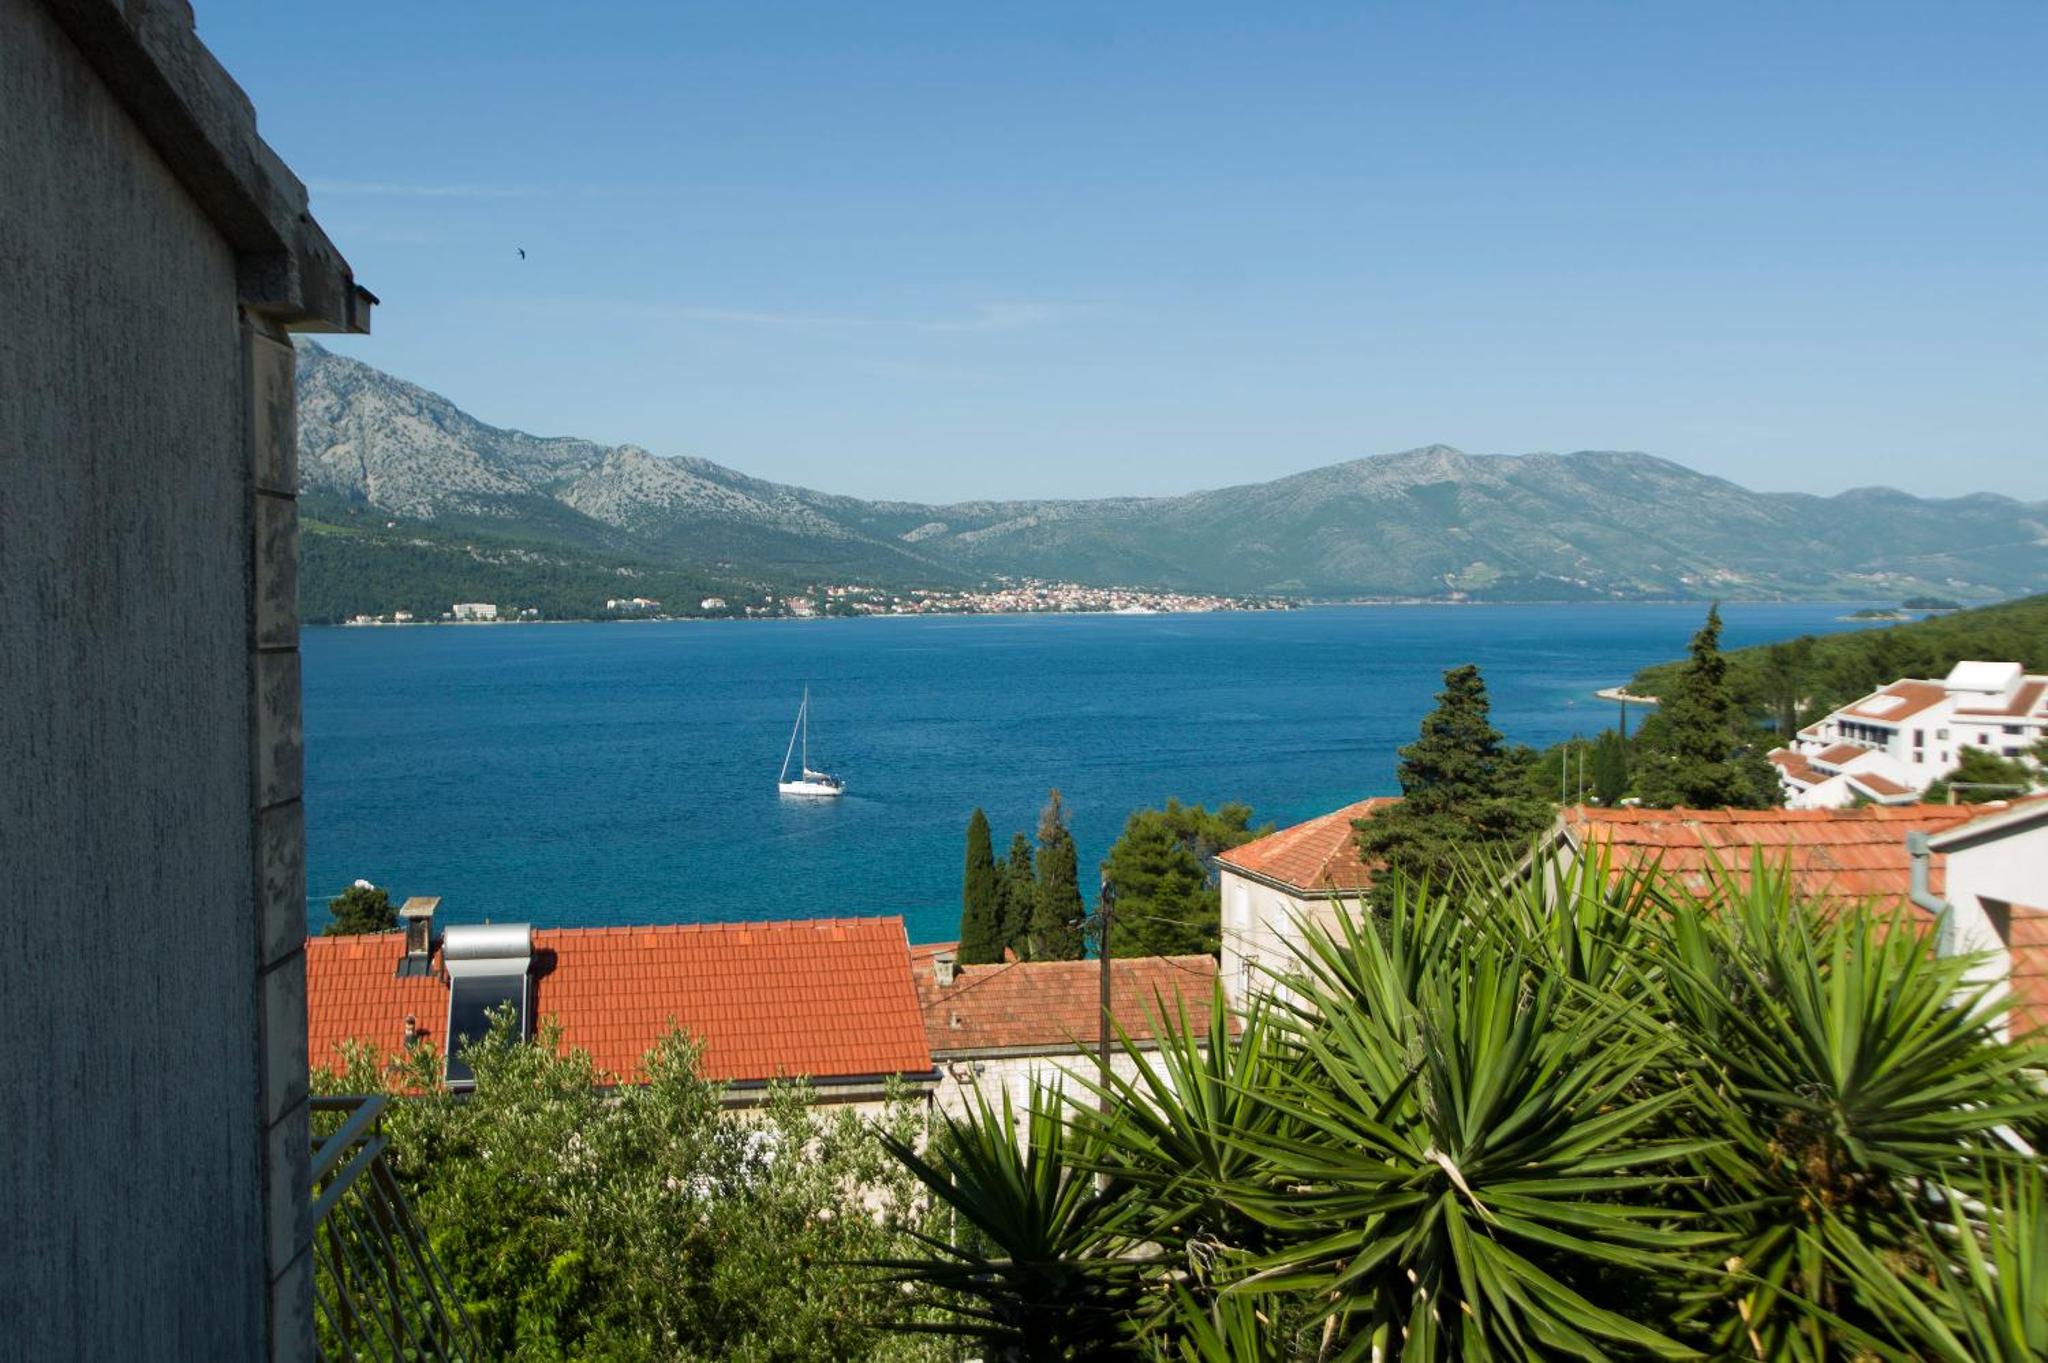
[1096,873,1116,1108]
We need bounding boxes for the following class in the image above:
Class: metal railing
[309,1095,484,1361]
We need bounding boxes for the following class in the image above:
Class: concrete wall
[0,1,327,1356]
[1937,810,2048,1035]
[1219,869,1352,1009]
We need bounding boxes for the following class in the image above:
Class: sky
[198,1,2047,504]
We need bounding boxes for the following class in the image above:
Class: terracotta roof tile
[1769,749,1819,784]
[912,951,1223,1054]
[1812,742,1869,768]
[306,917,934,1085]
[1561,804,1985,913]
[1215,797,1397,893]
[1845,680,1948,723]
[2007,905,2048,1040]
[1847,772,1913,799]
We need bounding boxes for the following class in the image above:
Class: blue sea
[304,603,1882,945]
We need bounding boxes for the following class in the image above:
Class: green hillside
[1631,593,2048,728]
[298,499,780,624]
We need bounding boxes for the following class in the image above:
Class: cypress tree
[997,832,1034,959]
[1356,664,1550,886]
[957,808,1003,964]
[1590,729,1630,807]
[1637,605,1778,810]
[1028,790,1088,961]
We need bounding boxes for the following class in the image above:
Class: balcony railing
[309,1095,482,1361]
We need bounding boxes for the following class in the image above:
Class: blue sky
[199,1,2046,503]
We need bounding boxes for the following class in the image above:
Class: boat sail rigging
[777,688,844,797]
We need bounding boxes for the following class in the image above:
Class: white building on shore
[1770,661,2045,808]
[451,601,498,621]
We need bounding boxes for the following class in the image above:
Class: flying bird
[517,248,526,259]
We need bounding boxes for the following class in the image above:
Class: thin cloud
[309,179,536,199]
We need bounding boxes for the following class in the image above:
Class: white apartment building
[1770,660,2045,808]
[451,601,498,621]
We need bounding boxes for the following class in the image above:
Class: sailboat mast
[780,695,802,783]
[801,687,809,772]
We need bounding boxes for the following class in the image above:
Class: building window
[1914,729,1924,749]
[1937,728,1948,740]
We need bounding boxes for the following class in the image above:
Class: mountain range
[295,342,2048,614]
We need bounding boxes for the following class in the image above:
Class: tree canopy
[1099,800,1267,957]
[1355,664,1550,885]
[1632,590,2048,729]
[315,1022,944,1360]
[1927,747,2039,804]
[323,881,397,936]
[1634,604,1779,809]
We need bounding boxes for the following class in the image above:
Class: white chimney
[934,949,958,988]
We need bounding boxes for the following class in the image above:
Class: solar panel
[444,970,527,1086]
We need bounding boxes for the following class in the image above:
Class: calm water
[304,603,1880,944]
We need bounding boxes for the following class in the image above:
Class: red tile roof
[1847,772,1914,799]
[307,917,934,1086]
[912,951,1223,1054]
[1560,804,1988,912]
[1769,749,1819,785]
[2007,905,2048,1040]
[1953,679,2046,718]
[1845,680,1948,722]
[1215,797,1398,893]
[1812,742,1869,768]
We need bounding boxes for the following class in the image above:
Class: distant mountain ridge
[296,343,2048,603]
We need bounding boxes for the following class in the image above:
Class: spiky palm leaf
[1656,857,2047,1359]
[1835,1160,2048,1362]
[1064,986,1295,1258]
[873,1083,1151,1360]
[1220,877,1718,1361]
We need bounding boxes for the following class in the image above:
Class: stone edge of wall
[40,0,374,334]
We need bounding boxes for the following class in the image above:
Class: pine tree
[1028,790,1088,961]
[324,881,397,936]
[997,832,1035,959]
[1356,664,1551,886]
[1636,605,1779,810]
[957,808,1003,964]
[1100,799,1266,957]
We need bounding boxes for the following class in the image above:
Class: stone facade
[0,1,369,1357]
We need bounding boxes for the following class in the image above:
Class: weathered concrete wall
[0,0,268,1355]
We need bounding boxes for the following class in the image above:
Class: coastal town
[340,576,1293,625]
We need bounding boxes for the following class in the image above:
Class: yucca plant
[1065,987,1294,1257]
[875,1084,1152,1361]
[1656,859,2048,1359]
[1834,1159,2048,1362]
[1147,1285,1302,1362]
[1219,874,1719,1360]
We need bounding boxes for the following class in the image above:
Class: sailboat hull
[777,779,844,798]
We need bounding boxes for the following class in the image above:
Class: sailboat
[777,688,844,797]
